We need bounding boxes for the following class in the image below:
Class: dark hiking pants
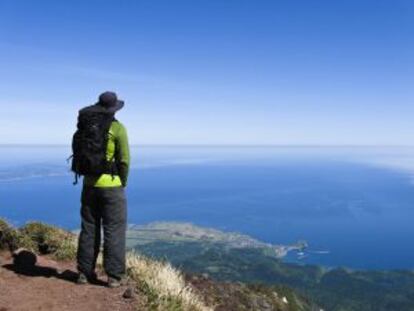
[77,186,127,280]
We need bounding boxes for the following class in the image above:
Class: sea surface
[1,145,414,270]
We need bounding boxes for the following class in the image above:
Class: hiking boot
[108,276,128,288]
[77,272,88,285]
[77,272,98,285]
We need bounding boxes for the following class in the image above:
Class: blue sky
[0,0,413,145]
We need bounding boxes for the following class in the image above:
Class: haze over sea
[1,145,414,270]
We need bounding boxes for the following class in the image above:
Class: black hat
[97,91,124,113]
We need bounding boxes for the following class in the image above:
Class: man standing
[71,91,130,288]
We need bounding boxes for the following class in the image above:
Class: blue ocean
[1,145,414,270]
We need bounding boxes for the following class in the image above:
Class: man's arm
[116,122,130,187]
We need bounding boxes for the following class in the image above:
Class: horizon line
[1,143,414,148]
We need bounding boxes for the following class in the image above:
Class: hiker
[71,91,130,288]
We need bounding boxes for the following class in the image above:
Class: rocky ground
[0,251,138,311]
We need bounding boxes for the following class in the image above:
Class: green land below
[127,222,414,311]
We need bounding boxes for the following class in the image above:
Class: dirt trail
[0,252,137,311]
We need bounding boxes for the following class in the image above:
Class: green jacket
[83,120,130,187]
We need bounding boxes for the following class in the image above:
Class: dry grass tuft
[126,251,213,311]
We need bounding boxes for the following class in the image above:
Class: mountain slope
[0,220,318,311]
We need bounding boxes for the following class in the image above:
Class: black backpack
[70,105,116,184]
